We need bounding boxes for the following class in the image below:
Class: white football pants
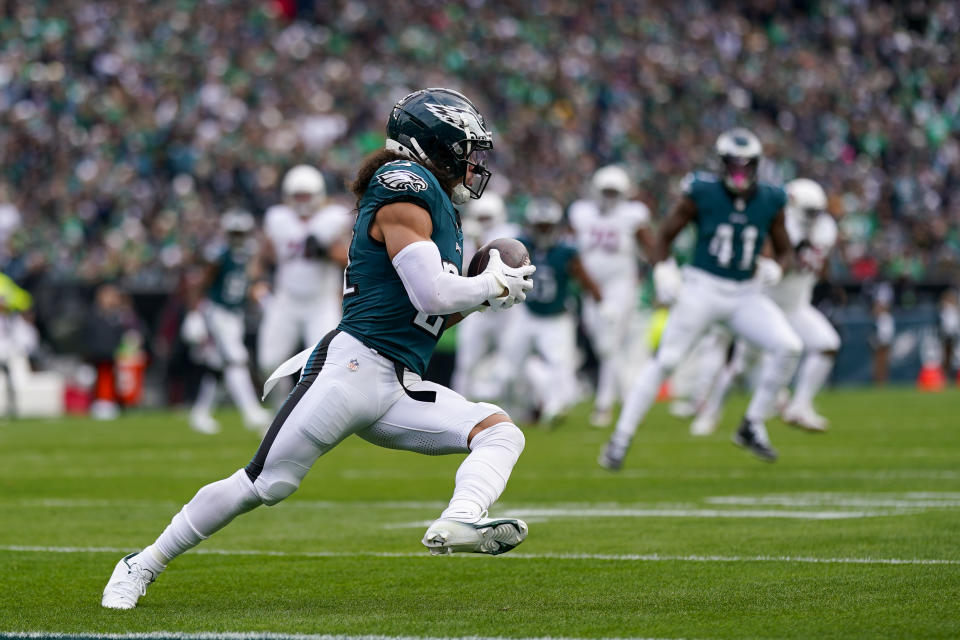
[257,291,342,375]
[582,278,637,413]
[611,267,802,450]
[139,330,524,572]
[451,306,516,398]
[494,305,580,420]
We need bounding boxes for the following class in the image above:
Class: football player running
[692,178,840,434]
[103,88,535,610]
[450,191,521,398]
[256,165,353,400]
[599,129,802,468]
[494,197,603,425]
[182,210,272,434]
[569,165,656,427]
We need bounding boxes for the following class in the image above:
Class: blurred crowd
[1,0,959,296]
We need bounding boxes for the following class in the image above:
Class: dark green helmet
[386,88,493,203]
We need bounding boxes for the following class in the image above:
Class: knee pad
[252,467,302,506]
[470,422,525,456]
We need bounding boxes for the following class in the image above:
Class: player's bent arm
[768,209,795,273]
[634,226,658,263]
[653,196,698,263]
[374,202,506,316]
[568,255,603,301]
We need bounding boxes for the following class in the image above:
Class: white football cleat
[782,404,828,432]
[422,517,528,556]
[189,412,221,435]
[589,408,612,429]
[690,411,719,436]
[669,399,697,419]
[102,552,156,609]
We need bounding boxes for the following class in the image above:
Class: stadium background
[0,0,959,410]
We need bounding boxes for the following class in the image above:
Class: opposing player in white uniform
[569,166,656,427]
[599,129,803,467]
[257,166,353,388]
[450,192,521,399]
[691,178,840,434]
[183,210,272,434]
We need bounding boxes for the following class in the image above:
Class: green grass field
[2,387,959,639]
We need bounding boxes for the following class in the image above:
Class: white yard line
[1,545,956,566]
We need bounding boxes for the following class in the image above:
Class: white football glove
[652,258,683,306]
[483,248,536,311]
[754,256,783,288]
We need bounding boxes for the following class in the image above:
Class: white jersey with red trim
[263,203,353,300]
[768,212,837,309]
[568,199,650,285]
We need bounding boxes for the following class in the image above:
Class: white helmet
[220,209,255,234]
[282,165,326,218]
[463,192,507,238]
[525,197,564,247]
[785,178,827,221]
[591,165,631,199]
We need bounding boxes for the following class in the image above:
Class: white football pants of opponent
[186,302,271,432]
[451,305,516,399]
[493,304,580,423]
[257,291,342,404]
[581,278,636,421]
[609,267,802,453]
[694,301,840,433]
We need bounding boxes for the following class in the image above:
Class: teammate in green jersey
[600,128,803,469]
[103,89,536,610]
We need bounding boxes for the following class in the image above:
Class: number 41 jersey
[338,160,463,376]
[684,172,786,282]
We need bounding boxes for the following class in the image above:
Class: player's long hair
[350,148,457,205]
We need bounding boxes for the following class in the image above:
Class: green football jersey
[207,246,249,309]
[683,172,786,281]
[338,160,463,376]
[520,237,579,317]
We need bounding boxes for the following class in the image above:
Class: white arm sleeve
[392,241,502,316]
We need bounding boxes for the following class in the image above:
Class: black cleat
[732,418,778,462]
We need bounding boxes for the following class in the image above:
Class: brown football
[467,237,531,277]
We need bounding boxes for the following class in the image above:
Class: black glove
[303,234,328,259]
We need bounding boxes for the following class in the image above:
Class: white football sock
[790,352,834,410]
[440,422,525,522]
[223,364,263,418]
[149,469,262,568]
[698,358,736,421]
[746,349,800,422]
[191,373,218,418]
[595,356,619,413]
[610,359,666,451]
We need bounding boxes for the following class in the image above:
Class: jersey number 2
[709,224,757,270]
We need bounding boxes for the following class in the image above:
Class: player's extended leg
[782,305,841,431]
[691,338,749,437]
[189,370,221,434]
[583,291,631,427]
[102,331,383,609]
[209,306,271,432]
[600,284,719,470]
[532,313,579,424]
[358,378,527,555]
[727,293,803,461]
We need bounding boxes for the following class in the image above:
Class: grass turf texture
[1,387,959,639]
